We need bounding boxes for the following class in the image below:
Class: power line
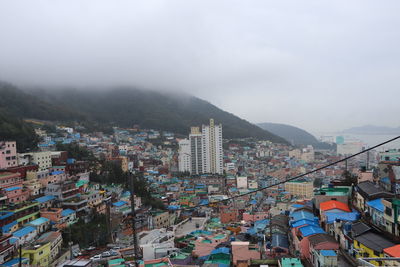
[175,135,400,211]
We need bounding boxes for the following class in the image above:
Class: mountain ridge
[0,82,288,143]
[258,122,334,149]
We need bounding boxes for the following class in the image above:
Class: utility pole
[19,244,22,267]
[269,210,272,257]
[130,174,141,267]
[104,196,112,244]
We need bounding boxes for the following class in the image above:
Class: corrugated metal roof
[13,226,36,237]
[34,195,55,203]
[299,225,325,237]
[28,217,49,226]
[61,209,76,217]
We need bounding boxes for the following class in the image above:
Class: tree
[341,170,358,186]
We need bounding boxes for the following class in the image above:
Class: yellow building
[353,232,395,266]
[284,180,313,198]
[22,242,51,267]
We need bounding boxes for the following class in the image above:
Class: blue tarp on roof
[291,204,304,209]
[50,170,64,175]
[299,225,325,237]
[199,199,209,205]
[13,226,36,237]
[249,200,257,205]
[2,221,17,234]
[291,219,319,228]
[61,209,75,217]
[211,247,230,254]
[325,211,360,224]
[112,201,127,207]
[320,250,337,256]
[366,198,384,212]
[167,205,180,210]
[34,195,55,203]
[0,211,14,220]
[4,186,21,192]
[28,217,49,226]
[1,258,29,266]
[290,210,315,223]
[381,177,390,184]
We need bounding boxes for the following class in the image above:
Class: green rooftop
[316,186,350,196]
[108,258,125,265]
[281,258,303,267]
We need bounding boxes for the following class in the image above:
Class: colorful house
[232,241,260,265]
[22,242,51,267]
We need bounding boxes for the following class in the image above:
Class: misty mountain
[0,110,39,152]
[342,125,400,135]
[0,82,287,143]
[258,122,334,149]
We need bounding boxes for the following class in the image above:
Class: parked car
[90,255,101,261]
[101,251,111,257]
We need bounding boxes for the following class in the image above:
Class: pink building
[0,141,18,169]
[358,170,374,183]
[3,186,30,204]
[242,212,269,222]
[0,172,23,190]
[232,241,260,265]
[192,234,229,257]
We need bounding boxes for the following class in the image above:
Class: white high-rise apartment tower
[202,119,223,174]
[178,139,191,173]
[189,127,203,175]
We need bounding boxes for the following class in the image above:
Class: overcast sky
[0,1,399,133]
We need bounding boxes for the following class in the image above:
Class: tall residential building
[0,141,18,169]
[189,127,203,175]
[202,119,223,174]
[178,139,191,173]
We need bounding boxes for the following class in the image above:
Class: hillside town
[0,119,399,267]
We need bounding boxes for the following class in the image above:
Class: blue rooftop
[299,225,325,237]
[13,226,36,237]
[112,201,127,207]
[381,177,390,184]
[320,250,337,257]
[1,258,29,266]
[199,199,209,205]
[61,209,76,217]
[34,195,55,203]
[4,186,21,192]
[2,221,17,234]
[291,219,319,228]
[366,198,384,212]
[325,211,360,224]
[290,210,316,223]
[0,211,14,220]
[211,247,230,255]
[50,170,64,175]
[28,217,49,226]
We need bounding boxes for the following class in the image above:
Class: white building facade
[202,119,223,175]
[178,139,191,173]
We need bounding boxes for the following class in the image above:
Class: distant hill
[342,125,400,135]
[258,122,334,149]
[0,110,39,152]
[0,82,288,143]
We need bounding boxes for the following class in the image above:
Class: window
[385,207,392,216]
